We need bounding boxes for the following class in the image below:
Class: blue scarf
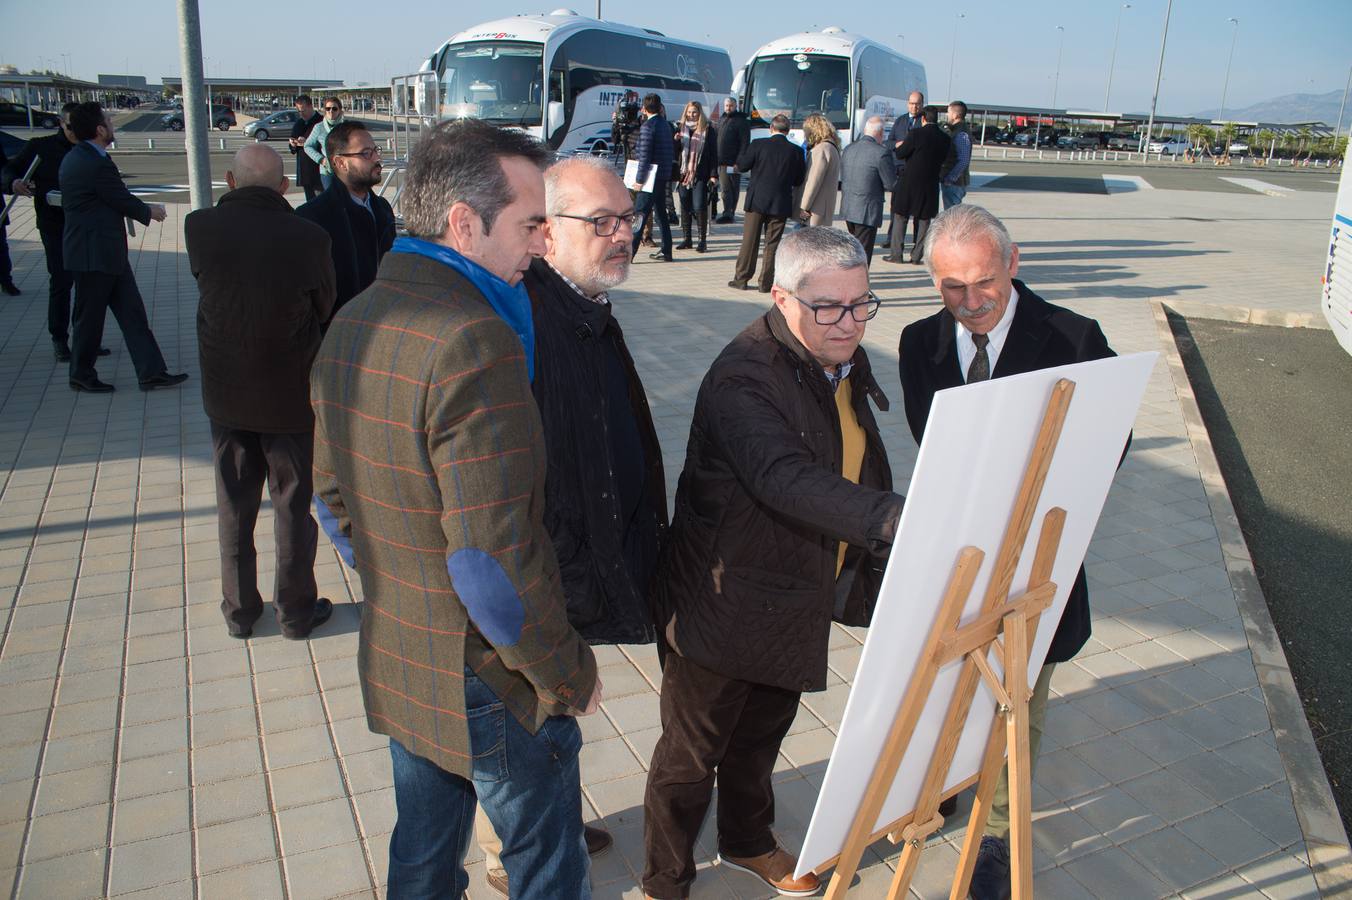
[389,236,536,381]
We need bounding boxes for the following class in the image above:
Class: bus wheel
[589,141,609,157]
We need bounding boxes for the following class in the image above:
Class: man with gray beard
[477,155,669,897]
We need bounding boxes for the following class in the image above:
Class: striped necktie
[967,332,991,383]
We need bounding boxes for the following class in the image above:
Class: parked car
[1106,133,1140,150]
[244,109,301,141]
[1227,141,1250,156]
[161,105,236,131]
[1057,134,1099,150]
[1147,137,1190,155]
[0,101,62,129]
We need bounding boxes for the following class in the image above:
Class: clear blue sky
[4,0,1349,115]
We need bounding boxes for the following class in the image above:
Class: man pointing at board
[642,227,904,899]
[898,204,1119,900]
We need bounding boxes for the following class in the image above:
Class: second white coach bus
[1322,140,1352,356]
[735,27,926,146]
[424,9,734,155]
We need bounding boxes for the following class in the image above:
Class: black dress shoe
[138,371,189,391]
[727,280,749,290]
[758,284,772,293]
[969,835,1011,900]
[69,376,115,393]
[648,251,672,262]
[53,340,71,362]
[282,597,334,640]
[1,281,20,296]
[584,824,613,856]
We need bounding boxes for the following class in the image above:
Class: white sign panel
[796,352,1158,877]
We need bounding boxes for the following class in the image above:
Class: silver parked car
[244,109,301,141]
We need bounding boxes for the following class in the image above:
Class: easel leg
[950,704,1010,900]
[1004,609,1033,900]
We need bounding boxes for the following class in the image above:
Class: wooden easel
[819,377,1077,900]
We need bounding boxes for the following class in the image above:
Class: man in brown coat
[310,119,600,899]
[185,143,336,640]
[643,228,904,899]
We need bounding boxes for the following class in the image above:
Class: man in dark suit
[839,116,897,265]
[59,102,186,393]
[0,141,23,295]
[629,92,674,262]
[311,119,599,897]
[287,94,324,202]
[4,103,82,347]
[880,90,923,250]
[715,97,751,223]
[898,204,1118,900]
[185,143,336,641]
[296,121,395,317]
[729,114,805,293]
[888,105,950,265]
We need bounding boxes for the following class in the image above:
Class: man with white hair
[475,154,669,897]
[642,227,904,899]
[185,143,337,639]
[898,204,1119,900]
[839,115,897,265]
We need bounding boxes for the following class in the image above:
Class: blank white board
[796,352,1158,878]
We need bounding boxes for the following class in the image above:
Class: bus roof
[443,10,728,55]
[745,27,921,68]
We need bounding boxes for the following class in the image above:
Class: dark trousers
[885,213,931,263]
[732,211,786,290]
[642,653,800,899]
[38,222,74,342]
[302,183,319,202]
[717,169,740,220]
[846,221,879,266]
[0,219,11,282]
[70,265,167,382]
[633,178,672,259]
[210,423,319,635]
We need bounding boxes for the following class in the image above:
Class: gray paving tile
[14,845,106,898]
[276,797,360,856]
[197,857,285,900]
[26,801,111,861]
[1225,788,1305,849]
[1122,825,1228,892]
[283,841,373,899]
[1119,768,1216,826]
[1061,844,1169,898]
[264,725,336,771]
[108,831,193,895]
[117,749,190,800]
[197,812,278,874]
[32,763,111,816]
[1235,851,1321,899]
[113,788,190,844]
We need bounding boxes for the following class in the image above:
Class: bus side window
[549,69,565,104]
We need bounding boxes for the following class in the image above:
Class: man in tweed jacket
[311,120,600,898]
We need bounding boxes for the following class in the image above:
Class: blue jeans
[941,182,967,208]
[386,672,590,900]
[632,178,672,259]
[320,172,334,191]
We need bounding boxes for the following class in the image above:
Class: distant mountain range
[1192,90,1347,127]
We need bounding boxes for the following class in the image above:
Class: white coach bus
[423,9,734,155]
[1322,140,1352,356]
[734,27,926,146]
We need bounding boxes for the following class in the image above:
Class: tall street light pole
[1143,0,1174,151]
[1051,25,1066,108]
[947,13,965,100]
[176,0,212,210]
[1336,63,1352,138]
[1104,3,1130,112]
[1218,17,1239,124]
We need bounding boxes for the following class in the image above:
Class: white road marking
[1219,177,1291,197]
[1101,175,1154,193]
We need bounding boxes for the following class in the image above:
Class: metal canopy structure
[160,76,343,95]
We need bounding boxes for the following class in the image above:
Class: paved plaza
[0,167,1347,898]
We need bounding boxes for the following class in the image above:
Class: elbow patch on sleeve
[447,548,526,647]
[313,497,355,568]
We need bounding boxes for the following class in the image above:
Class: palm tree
[1256,129,1277,158]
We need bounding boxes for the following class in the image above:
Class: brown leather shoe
[718,846,820,896]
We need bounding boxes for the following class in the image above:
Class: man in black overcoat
[287,94,324,201]
[898,204,1122,900]
[887,105,950,265]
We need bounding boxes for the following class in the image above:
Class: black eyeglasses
[324,106,342,112]
[793,292,882,325]
[334,146,381,160]
[554,212,638,237]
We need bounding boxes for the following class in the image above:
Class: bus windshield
[747,53,850,130]
[439,41,544,126]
